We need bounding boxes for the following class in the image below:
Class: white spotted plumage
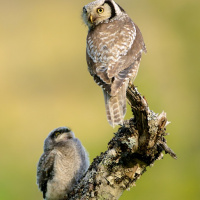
[83,0,146,127]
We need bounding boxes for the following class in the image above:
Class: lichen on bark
[66,85,176,200]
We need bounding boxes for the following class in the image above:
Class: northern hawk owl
[82,0,146,127]
[37,127,89,200]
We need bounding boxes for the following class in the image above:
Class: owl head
[82,0,125,28]
[44,127,75,151]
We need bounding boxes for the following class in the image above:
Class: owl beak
[89,15,93,24]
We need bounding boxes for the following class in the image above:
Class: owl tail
[103,81,128,127]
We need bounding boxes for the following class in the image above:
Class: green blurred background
[0,0,199,199]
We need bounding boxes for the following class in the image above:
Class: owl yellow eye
[97,8,104,14]
[55,132,61,137]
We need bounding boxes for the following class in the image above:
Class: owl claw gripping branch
[82,0,146,127]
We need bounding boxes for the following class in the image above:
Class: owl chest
[53,150,81,181]
[46,152,79,199]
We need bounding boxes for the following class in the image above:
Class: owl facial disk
[82,3,112,28]
[54,131,74,145]
[55,132,68,142]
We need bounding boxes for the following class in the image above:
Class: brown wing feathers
[84,1,146,127]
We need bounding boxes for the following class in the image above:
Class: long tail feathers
[103,81,128,127]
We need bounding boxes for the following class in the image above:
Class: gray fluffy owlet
[37,127,89,200]
[82,0,146,127]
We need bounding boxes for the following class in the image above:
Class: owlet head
[44,127,75,151]
[82,0,124,28]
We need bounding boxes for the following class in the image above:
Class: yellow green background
[0,0,199,199]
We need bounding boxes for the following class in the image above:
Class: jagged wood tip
[66,85,176,200]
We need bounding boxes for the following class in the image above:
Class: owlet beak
[89,15,93,24]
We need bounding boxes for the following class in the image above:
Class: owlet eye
[55,132,61,137]
[97,8,104,14]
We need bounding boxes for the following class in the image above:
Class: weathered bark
[67,85,176,200]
